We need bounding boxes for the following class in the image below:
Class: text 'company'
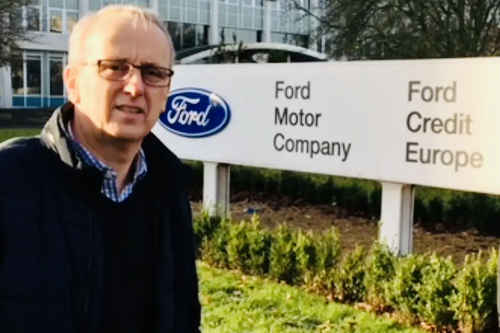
[273,81,352,161]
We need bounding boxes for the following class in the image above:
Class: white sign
[152,58,500,195]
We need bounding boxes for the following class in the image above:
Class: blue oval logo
[159,87,231,138]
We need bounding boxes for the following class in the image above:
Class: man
[0,4,201,333]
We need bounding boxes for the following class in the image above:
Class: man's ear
[63,65,80,104]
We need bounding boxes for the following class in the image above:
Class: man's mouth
[117,105,144,114]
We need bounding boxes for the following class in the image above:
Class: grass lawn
[198,262,425,333]
[0,129,41,143]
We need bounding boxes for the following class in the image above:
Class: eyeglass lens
[98,60,172,86]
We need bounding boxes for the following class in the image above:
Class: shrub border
[194,211,499,333]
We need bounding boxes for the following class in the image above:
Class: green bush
[245,216,273,276]
[192,212,500,332]
[334,244,367,303]
[193,210,223,253]
[385,253,429,323]
[416,253,458,328]
[226,215,272,275]
[269,224,301,285]
[294,229,320,286]
[185,161,500,236]
[450,249,498,333]
[310,227,341,293]
[226,220,253,272]
[198,214,231,269]
[364,241,396,311]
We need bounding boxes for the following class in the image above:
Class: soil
[189,191,500,266]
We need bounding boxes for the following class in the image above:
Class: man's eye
[101,63,128,72]
[109,65,123,71]
[144,67,165,78]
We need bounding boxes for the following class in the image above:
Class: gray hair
[68,4,176,67]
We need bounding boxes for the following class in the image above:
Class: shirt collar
[65,120,148,182]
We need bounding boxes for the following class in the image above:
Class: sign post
[203,162,231,218]
[379,182,415,255]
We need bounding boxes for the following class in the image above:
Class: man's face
[65,16,173,142]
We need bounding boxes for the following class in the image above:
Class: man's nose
[123,68,144,97]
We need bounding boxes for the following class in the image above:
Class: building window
[48,54,67,107]
[90,0,150,10]
[26,55,42,96]
[220,28,258,44]
[8,7,23,32]
[270,32,309,48]
[197,25,209,45]
[89,0,101,11]
[48,0,79,34]
[49,10,63,33]
[166,22,182,51]
[11,58,24,95]
[10,51,69,108]
[26,5,42,31]
[49,57,64,97]
[268,0,313,37]
[257,30,262,42]
[165,22,210,51]
[66,11,78,32]
[294,34,309,48]
[183,24,197,49]
[219,27,236,44]
[66,0,79,10]
[11,52,43,108]
[136,0,150,7]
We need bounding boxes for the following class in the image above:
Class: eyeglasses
[87,59,174,87]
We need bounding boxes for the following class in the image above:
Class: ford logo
[159,87,232,138]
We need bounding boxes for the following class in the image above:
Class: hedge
[193,211,499,333]
[186,161,500,236]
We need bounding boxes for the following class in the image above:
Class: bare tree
[210,28,248,63]
[0,0,37,67]
[289,0,500,60]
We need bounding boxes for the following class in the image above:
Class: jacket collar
[39,102,191,195]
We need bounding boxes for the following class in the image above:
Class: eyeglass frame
[82,59,175,87]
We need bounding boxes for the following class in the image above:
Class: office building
[0,0,322,108]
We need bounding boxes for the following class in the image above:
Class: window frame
[47,4,79,34]
[24,4,43,32]
[10,51,69,108]
[48,54,67,98]
[11,51,44,107]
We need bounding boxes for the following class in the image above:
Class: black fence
[0,108,55,129]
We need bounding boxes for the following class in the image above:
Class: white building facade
[0,0,322,108]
